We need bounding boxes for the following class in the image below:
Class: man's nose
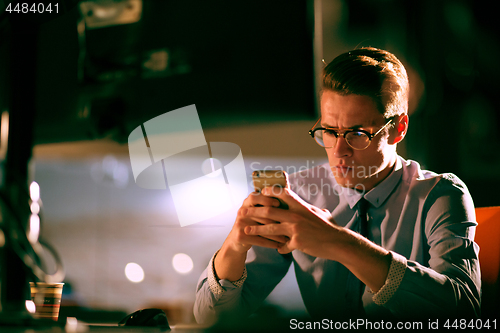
[333,136,353,158]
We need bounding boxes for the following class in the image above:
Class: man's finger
[245,205,294,224]
[247,191,281,208]
[261,187,303,210]
[243,235,283,249]
[259,235,289,244]
[239,211,281,226]
[277,242,293,254]
[244,223,288,237]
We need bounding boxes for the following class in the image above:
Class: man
[194,47,481,321]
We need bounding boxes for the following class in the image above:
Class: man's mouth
[333,165,354,176]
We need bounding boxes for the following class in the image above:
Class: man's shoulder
[402,158,470,195]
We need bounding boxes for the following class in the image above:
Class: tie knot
[358,197,369,214]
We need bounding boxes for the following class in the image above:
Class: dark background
[0,0,498,320]
[1,0,498,203]
[1,0,316,143]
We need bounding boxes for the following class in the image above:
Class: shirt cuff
[371,251,407,305]
[207,249,248,296]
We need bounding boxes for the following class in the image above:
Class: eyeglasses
[308,118,394,150]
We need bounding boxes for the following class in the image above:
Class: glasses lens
[313,129,371,150]
[314,129,336,148]
[345,131,370,150]
[313,129,326,147]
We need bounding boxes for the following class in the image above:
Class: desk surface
[0,323,208,333]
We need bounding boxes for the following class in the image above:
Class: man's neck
[358,154,398,192]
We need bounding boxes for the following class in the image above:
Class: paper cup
[29,282,64,321]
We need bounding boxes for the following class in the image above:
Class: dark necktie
[345,197,369,316]
[358,198,369,238]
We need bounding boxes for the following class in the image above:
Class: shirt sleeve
[377,175,481,318]
[206,250,247,296]
[194,246,292,324]
[370,251,407,305]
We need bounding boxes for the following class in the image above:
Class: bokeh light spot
[30,182,40,202]
[25,300,36,314]
[172,253,193,274]
[125,262,145,283]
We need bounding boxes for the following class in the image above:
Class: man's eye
[349,131,365,137]
[324,129,337,135]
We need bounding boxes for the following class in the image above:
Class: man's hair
[322,47,409,119]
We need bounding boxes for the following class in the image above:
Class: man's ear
[390,114,408,144]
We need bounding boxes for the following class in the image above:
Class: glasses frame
[308,117,394,150]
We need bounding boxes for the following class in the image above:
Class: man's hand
[226,191,290,253]
[214,191,289,281]
[243,187,392,292]
[242,187,342,259]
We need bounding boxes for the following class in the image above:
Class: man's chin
[334,177,365,190]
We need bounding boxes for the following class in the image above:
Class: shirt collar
[341,157,404,209]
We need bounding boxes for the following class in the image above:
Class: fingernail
[244,226,252,234]
[241,208,248,215]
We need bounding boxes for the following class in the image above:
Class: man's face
[320,91,397,192]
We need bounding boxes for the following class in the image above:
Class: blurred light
[28,214,40,243]
[172,253,193,274]
[0,111,8,159]
[94,6,119,18]
[65,317,88,333]
[169,171,243,226]
[30,201,40,215]
[80,0,143,30]
[125,262,144,283]
[143,49,168,72]
[30,182,40,202]
[66,317,77,332]
[25,300,36,314]
[91,155,130,188]
[0,229,4,247]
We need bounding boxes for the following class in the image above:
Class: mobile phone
[252,170,289,193]
[252,170,289,210]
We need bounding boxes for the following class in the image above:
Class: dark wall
[4,0,316,145]
[2,0,498,207]
[403,1,499,207]
[328,0,499,207]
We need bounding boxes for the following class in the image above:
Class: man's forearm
[331,227,392,293]
[214,244,247,282]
